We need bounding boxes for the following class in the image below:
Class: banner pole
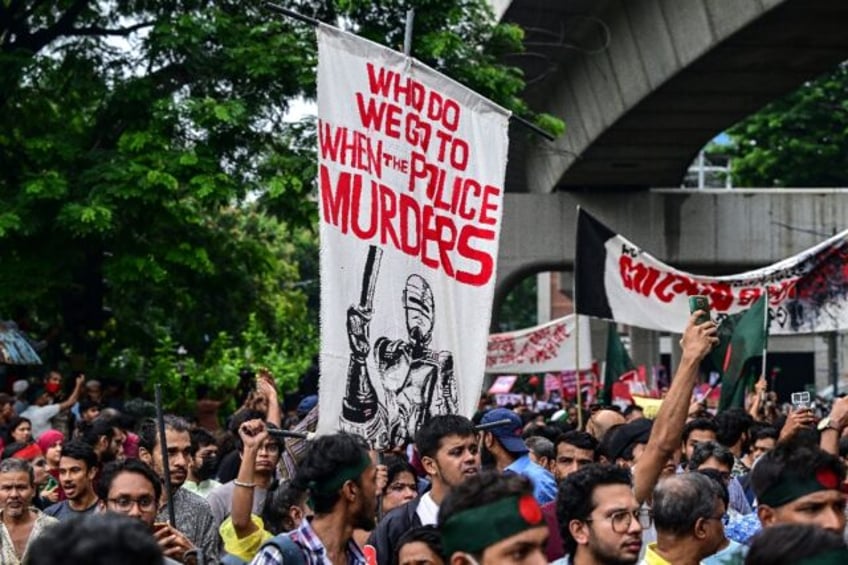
[760,289,769,383]
[575,313,584,430]
[262,2,555,142]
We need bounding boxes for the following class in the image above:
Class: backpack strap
[260,533,307,565]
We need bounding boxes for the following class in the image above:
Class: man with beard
[183,428,221,499]
[0,458,57,563]
[249,432,377,565]
[80,416,125,464]
[98,458,197,563]
[439,472,548,565]
[557,464,646,565]
[478,408,557,504]
[44,440,101,521]
[368,414,479,565]
[208,422,282,527]
[139,415,217,558]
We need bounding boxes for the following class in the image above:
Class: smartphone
[791,391,810,410]
[689,295,711,325]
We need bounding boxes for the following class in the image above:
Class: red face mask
[44,382,61,394]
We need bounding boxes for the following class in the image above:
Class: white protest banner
[316,25,511,448]
[487,314,593,373]
[575,208,848,334]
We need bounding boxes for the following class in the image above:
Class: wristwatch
[817,416,839,432]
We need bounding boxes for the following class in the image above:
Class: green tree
[727,63,848,187]
[0,0,559,399]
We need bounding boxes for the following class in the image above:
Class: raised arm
[633,312,717,504]
[256,370,281,428]
[58,375,85,411]
[230,419,267,538]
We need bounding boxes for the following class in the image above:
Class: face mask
[196,455,218,480]
[44,382,61,395]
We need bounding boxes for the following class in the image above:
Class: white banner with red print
[575,208,848,334]
[316,25,510,448]
[487,314,593,373]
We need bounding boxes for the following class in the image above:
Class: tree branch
[13,0,92,54]
[68,20,154,37]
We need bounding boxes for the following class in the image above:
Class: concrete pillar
[536,272,551,324]
[629,327,660,369]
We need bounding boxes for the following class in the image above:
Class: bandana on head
[307,452,372,496]
[759,467,841,508]
[442,495,545,557]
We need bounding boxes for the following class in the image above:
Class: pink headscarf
[36,429,65,454]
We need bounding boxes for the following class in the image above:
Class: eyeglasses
[108,496,157,512]
[387,482,417,494]
[705,513,730,526]
[585,508,652,533]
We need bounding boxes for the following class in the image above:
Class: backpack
[219,533,306,565]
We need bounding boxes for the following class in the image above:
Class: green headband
[797,550,848,565]
[308,452,372,496]
[759,468,841,508]
[442,495,544,557]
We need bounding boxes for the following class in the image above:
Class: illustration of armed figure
[341,245,458,447]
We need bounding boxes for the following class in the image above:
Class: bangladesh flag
[712,295,769,411]
[603,322,635,404]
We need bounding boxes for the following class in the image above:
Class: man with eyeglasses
[557,464,647,565]
[97,458,197,563]
[439,471,548,565]
[641,473,729,565]
[207,421,283,528]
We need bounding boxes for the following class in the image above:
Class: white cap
[12,379,29,395]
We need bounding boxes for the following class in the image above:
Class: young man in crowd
[680,418,718,466]
[98,458,197,563]
[553,431,598,482]
[557,464,646,565]
[478,408,557,504]
[138,415,217,557]
[183,428,222,499]
[715,408,754,478]
[438,471,548,565]
[642,473,728,565]
[21,373,84,438]
[367,414,479,565]
[79,416,125,464]
[207,422,282,527]
[44,440,100,520]
[544,431,599,561]
[751,440,846,534]
[249,432,378,565]
[0,458,58,563]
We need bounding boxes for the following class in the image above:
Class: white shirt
[20,404,61,438]
[415,492,439,526]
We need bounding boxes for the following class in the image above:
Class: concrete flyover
[494,0,848,192]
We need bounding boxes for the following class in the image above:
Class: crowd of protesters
[0,311,847,563]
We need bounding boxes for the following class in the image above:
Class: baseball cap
[480,408,528,455]
[297,394,318,417]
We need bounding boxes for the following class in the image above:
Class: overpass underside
[500,0,848,192]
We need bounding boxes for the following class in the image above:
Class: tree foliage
[727,63,848,187]
[0,0,559,402]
